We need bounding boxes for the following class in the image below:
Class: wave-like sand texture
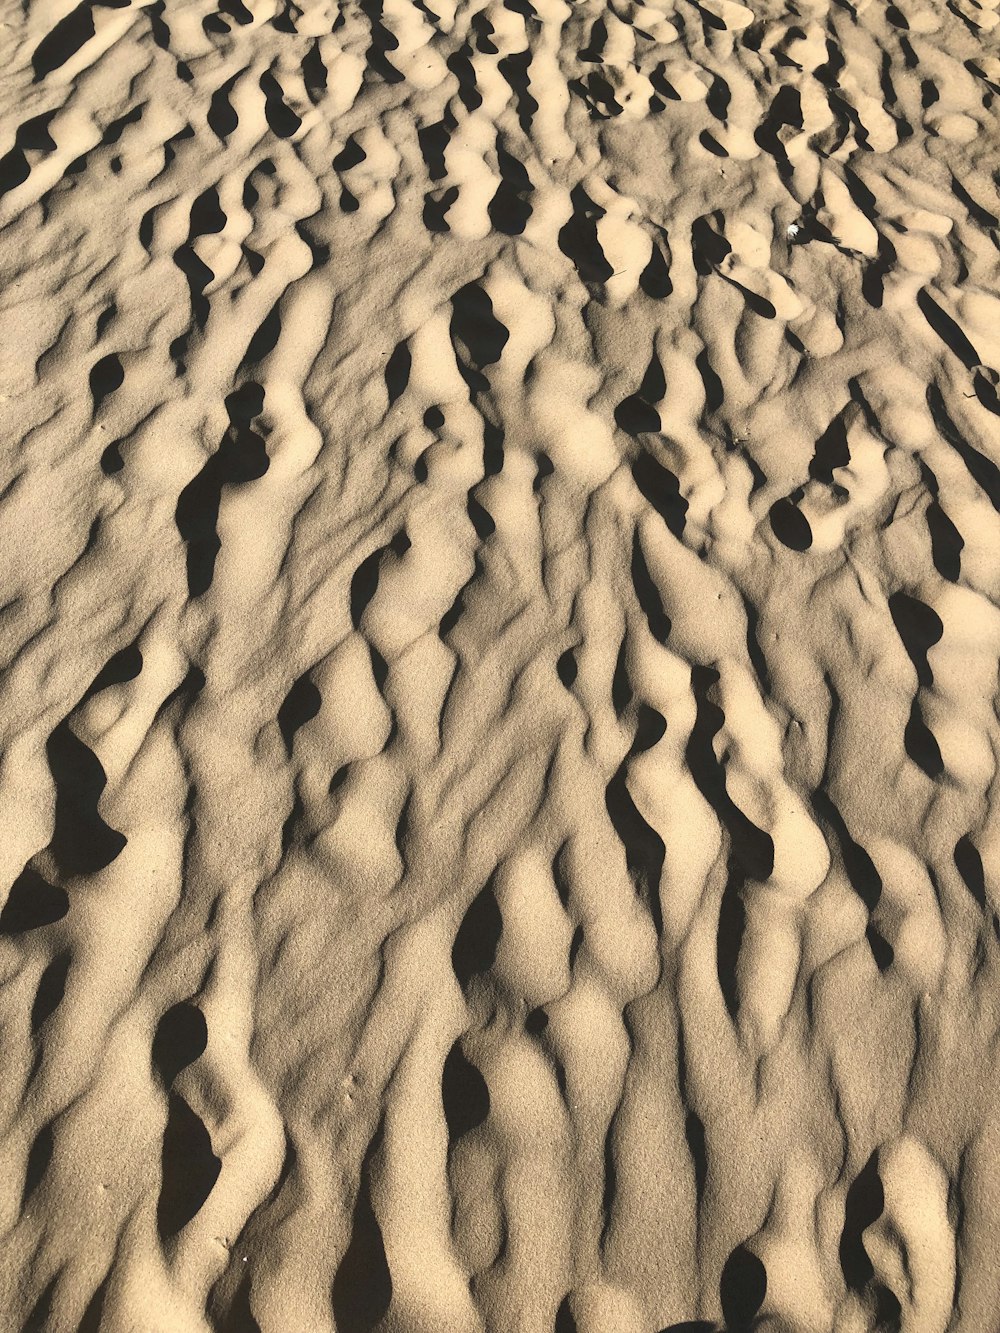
[2,0,1000,1329]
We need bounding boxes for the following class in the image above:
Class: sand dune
[1,0,999,1328]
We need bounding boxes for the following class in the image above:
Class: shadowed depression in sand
[1,0,1000,1329]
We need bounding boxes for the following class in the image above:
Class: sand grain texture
[1,0,999,1329]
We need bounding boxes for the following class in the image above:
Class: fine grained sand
[1,0,999,1328]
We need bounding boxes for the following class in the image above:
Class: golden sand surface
[1,0,999,1328]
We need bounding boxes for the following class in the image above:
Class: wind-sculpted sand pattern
[1,0,1000,1328]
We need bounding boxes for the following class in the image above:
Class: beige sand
[1,0,999,1329]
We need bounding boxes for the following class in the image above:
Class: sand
[0,0,999,1329]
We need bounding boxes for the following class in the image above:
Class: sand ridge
[0,0,999,1329]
